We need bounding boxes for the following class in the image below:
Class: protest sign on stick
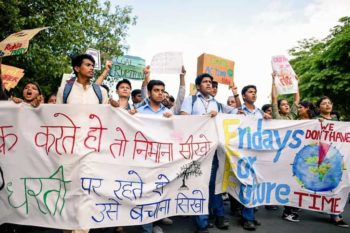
[197,53,234,86]
[0,27,48,57]
[1,64,24,90]
[150,52,183,75]
[271,55,298,95]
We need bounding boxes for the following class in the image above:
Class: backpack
[63,77,103,104]
[191,95,222,114]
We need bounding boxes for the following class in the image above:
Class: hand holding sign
[271,55,298,95]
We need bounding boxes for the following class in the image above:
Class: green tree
[0,0,136,97]
[289,16,350,120]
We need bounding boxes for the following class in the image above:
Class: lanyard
[199,96,210,114]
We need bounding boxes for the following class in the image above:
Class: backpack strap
[192,94,223,113]
[63,77,76,104]
[92,83,103,104]
[191,95,197,114]
[217,102,223,113]
[63,77,103,104]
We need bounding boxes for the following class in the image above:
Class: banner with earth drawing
[215,115,350,214]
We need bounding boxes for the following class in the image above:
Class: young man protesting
[239,85,268,231]
[57,54,108,105]
[57,54,108,233]
[136,79,171,233]
[137,80,172,117]
[180,74,230,233]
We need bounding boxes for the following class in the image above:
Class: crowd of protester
[0,54,348,233]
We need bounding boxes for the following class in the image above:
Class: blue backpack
[63,77,103,104]
[191,95,222,113]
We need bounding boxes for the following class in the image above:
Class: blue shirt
[181,92,217,115]
[241,103,264,119]
[137,100,171,115]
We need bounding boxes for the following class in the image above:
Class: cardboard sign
[1,64,25,90]
[86,48,101,70]
[271,55,298,95]
[109,55,145,80]
[197,53,234,86]
[150,52,183,74]
[0,27,48,57]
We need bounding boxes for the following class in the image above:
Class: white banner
[215,115,350,214]
[271,55,298,95]
[0,103,217,229]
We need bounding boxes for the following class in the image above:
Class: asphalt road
[2,199,349,233]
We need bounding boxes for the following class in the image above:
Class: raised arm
[271,72,278,105]
[173,65,186,115]
[231,80,242,108]
[141,65,150,99]
[294,75,300,105]
[95,60,112,85]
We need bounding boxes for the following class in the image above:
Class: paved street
[140,200,350,233]
[2,199,349,233]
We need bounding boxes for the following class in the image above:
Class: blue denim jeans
[242,207,255,221]
[196,152,225,228]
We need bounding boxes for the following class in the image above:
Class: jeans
[196,152,225,228]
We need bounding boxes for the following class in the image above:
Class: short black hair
[262,104,272,113]
[22,82,42,97]
[71,54,95,76]
[169,95,175,103]
[241,85,257,96]
[131,89,141,97]
[316,96,332,108]
[116,79,132,90]
[277,99,288,109]
[147,80,165,92]
[195,73,213,86]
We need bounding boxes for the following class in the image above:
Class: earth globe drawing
[292,142,344,192]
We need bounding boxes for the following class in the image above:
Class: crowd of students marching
[0,54,347,233]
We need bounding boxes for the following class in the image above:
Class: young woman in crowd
[298,101,315,119]
[11,81,43,107]
[314,96,348,228]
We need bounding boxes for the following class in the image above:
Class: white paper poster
[150,52,183,74]
[271,55,298,95]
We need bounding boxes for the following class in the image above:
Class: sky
[115,0,350,107]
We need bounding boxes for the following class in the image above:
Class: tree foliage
[289,17,350,120]
[0,0,136,97]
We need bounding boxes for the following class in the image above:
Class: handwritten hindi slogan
[109,55,146,80]
[197,53,235,86]
[271,55,298,95]
[0,27,48,57]
[0,104,216,229]
[215,115,350,214]
[1,64,25,91]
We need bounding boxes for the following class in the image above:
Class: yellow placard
[1,64,25,90]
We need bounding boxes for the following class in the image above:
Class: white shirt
[56,80,108,104]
